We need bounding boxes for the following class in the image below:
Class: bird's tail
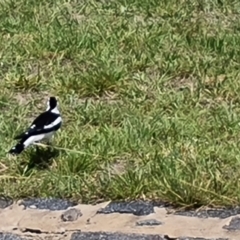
[8,143,25,155]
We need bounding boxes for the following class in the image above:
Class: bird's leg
[45,137,53,147]
[46,140,52,146]
[36,144,40,154]
[45,138,53,153]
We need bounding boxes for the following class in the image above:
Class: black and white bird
[9,96,62,155]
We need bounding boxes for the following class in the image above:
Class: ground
[0,199,239,240]
[0,0,240,208]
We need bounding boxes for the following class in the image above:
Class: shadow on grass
[27,147,60,170]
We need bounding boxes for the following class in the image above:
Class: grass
[0,0,240,208]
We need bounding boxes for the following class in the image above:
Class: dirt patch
[14,91,52,107]
[166,75,197,94]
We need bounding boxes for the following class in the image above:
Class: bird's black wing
[14,112,61,140]
[31,111,60,129]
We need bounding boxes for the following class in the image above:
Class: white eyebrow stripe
[44,116,62,129]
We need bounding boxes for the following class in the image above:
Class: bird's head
[46,96,59,113]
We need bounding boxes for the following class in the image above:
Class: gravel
[18,198,240,219]
[70,232,228,240]
[71,232,166,240]
[97,200,167,216]
[0,232,229,240]
[20,198,77,210]
[174,207,240,219]
[223,216,240,231]
[0,233,25,240]
[0,196,13,209]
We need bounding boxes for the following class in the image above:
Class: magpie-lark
[9,96,62,155]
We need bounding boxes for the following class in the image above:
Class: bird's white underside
[23,131,55,148]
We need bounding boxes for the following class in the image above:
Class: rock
[136,219,162,226]
[223,216,240,231]
[97,201,155,216]
[61,208,82,222]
